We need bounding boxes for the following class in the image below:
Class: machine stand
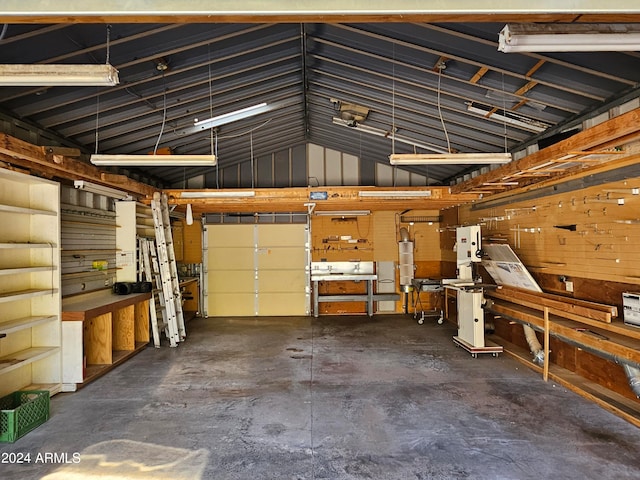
[453,336,503,358]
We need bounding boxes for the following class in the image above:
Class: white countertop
[311,274,377,282]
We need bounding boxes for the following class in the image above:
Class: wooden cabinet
[61,290,150,391]
[0,169,62,398]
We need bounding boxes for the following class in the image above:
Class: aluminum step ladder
[150,192,185,346]
[139,237,169,348]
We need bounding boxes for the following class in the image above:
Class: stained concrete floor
[2,314,640,479]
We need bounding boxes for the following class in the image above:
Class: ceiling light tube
[332,117,447,154]
[315,210,371,216]
[180,190,255,199]
[389,153,512,165]
[0,64,119,86]
[90,154,217,166]
[358,190,432,198]
[466,104,548,133]
[73,180,130,199]
[499,23,640,52]
[194,102,269,129]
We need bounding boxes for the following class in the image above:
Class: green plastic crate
[0,390,50,443]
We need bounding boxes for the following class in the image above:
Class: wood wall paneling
[311,215,373,262]
[459,166,640,412]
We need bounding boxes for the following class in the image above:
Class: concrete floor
[2,314,640,479]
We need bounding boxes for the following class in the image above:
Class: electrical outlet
[565,281,574,292]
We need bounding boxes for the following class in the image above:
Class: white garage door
[205,224,309,316]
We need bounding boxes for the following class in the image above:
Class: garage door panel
[207,293,255,316]
[206,224,308,316]
[258,293,307,316]
[257,247,307,270]
[258,224,306,247]
[209,270,255,293]
[258,270,306,293]
[207,225,254,248]
[208,248,254,270]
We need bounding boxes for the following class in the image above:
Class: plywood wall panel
[459,177,640,289]
[311,215,373,262]
[372,211,396,262]
[182,220,203,264]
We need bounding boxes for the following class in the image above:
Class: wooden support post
[112,305,135,351]
[135,299,150,344]
[85,313,112,365]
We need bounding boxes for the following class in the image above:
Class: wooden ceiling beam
[451,107,640,194]
[3,14,639,24]
[469,67,489,85]
[162,187,481,215]
[0,133,157,198]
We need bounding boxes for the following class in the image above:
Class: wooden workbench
[61,290,151,391]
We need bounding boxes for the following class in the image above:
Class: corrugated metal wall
[60,186,118,297]
[182,141,430,192]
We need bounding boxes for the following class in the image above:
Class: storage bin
[0,390,50,443]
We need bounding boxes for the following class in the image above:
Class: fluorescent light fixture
[498,23,640,52]
[73,180,131,199]
[332,117,447,154]
[180,190,255,199]
[0,64,119,86]
[315,210,371,216]
[389,153,512,165]
[466,104,548,133]
[90,154,217,166]
[358,190,432,198]
[194,103,269,130]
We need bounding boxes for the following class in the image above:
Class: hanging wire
[250,131,255,188]
[94,25,112,155]
[152,72,167,154]
[502,72,508,154]
[207,43,219,188]
[105,25,111,65]
[215,129,219,189]
[436,63,452,154]
[94,93,100,154]
[391,43,396,155]
[392,43,397,187]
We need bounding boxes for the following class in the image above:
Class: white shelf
[0,288,59,304]
[0,347,60,376]
[0,203,57,216]
[0,168,62,398]
[0,266,56,276]
[0,315,58,335]
[0,242,56,249]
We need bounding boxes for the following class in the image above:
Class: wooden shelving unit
[486,285,640,426]
[0,168,62,398]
